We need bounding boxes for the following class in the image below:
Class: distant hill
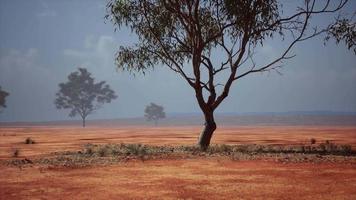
[1,111,356,127]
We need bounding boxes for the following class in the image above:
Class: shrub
[207,144,232,154]
[315,141,354,155]
[232,145,249,153]
[310,138,316,145]
[25,137,35,144]
[67,142,355,164]
[12,148,20,157]
[296,145,305,153]
[325,140,337,152]
[339,144,352,155]
[84,143,95,155]
[319,143,326,152]
[107,144,120,155]
[176,145,201,153]
[303,145,312,153]
[97,146,109,157]
[124,144,147,156]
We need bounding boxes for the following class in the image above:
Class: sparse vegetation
[80,142,355,157]
[310,138,316,145]
[84,143,94,155]
[144,103,166,126]
[12,148,20,158]
[25,137,35,144]
[6,142,355,168]
[0,86,9,111]
[97,147,108,157]
[54,68,117,127]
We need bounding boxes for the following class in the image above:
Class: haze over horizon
[1,0,356,122]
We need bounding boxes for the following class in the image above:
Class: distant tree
[0,86,9,112]
[144,103,166,126]
[55,68,117,127]
[107,0,354,149]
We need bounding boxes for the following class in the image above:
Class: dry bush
[310,138,316,145]
[25,137,35,144]
[12,148,20,157]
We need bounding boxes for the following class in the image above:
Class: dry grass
[4,143,355,168]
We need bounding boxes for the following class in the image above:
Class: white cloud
[0,48,42,77]
[63,35,118,78]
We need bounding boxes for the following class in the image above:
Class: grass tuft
[6,142,355,168]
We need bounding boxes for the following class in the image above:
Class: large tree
[55,68,117,127]
[0,86,9,112]
[106,0,355,149]
[144,103,166,126]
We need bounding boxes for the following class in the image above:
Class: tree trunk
[197,111,216,150]
[82,117,86,128]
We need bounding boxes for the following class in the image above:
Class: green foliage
[106,0,352,148]
[326,17,356,54]
[55,68,117,126]
[106,0,282,74]
[223,0,281,42]
[144,103,166,125]
[0,86,9,110]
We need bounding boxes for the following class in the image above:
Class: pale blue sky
[0,0,355,122]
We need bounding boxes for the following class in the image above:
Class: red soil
[0,126,355,159]
[1,159,355,200]
[0,126,355,199]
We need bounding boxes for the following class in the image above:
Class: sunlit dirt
[1,125,355,199]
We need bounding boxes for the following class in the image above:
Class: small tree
[144,103,166,126]
[106,0,354,149]
[0,86,9,112]
[55,68,117,127]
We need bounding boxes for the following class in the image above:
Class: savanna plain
[1,125,356,200]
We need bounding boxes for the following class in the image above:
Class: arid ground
[1,125,356,199]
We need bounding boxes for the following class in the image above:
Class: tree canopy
[144,103,166,125]
[55,68,117,127]
[0,86,9,111]
[106,0,354,148]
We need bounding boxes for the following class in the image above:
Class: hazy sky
[0,0,355,122]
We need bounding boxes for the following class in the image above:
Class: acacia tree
[144,103,166,126]
[0,86,9,112]
[106,0,354,149]
[55,68,117,127]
